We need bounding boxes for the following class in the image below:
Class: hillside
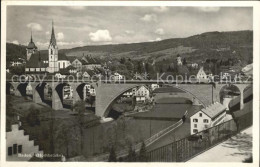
[61,30,251,58]
[6,43,27,62]
[6,30,253,65]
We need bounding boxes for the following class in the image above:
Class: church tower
[26,31,37,61]
[47,21,59,73]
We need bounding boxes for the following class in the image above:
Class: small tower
[48,20,59,73]
[26,30,37,61]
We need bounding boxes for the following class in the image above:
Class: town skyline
[7,6,252,49]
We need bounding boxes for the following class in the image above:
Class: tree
[72,100,86,154]
[138,142,147,162]
[183,58,187,65]
[108,146,117,162]
[26,105,40,127]
[126,144,137,162]
[120,57,126,64]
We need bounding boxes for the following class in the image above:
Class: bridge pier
[12,83,23,96]
[31,83,43,104]
[51,83,63,110]
[72,83,81,105]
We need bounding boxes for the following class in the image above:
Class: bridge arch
[100,84,205,118]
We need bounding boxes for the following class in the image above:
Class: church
[25,21,70,74]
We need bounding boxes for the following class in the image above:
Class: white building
[10,59,25,67]
[113,72,124,81]
[190,102,226,135]
[82,71,91,78]
[196,67,209,82]
[151,84,160,91]
[58,54,71,69]
[123,90,133,97]
[133,85,150,102]
[84,84,96,96]
[6,124,43,161]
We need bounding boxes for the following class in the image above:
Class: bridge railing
[146,111,252,162]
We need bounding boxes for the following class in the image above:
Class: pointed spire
[50,19,56,47]
[30,29,33,42]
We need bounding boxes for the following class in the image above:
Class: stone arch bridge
[6,80,252,118]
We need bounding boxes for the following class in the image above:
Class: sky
[6,6,252,49]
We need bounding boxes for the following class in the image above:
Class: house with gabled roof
[190,102,226,134]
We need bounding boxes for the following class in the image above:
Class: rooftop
[200,102,226,119]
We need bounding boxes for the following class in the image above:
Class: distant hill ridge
[61,30,252,54]
[6,30,252,61]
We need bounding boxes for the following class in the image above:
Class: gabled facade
[196,67,208,82]
[190,102,226,135]
[71,58,82,71]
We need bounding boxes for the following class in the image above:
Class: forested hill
[61,30,252,55]
[6,43,27,62]
[6,30,252,63]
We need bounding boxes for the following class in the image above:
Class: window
[199,113,202,117]
[51,49,53,54]
[203,119,209,123]
[193,119,198,123]
[194,124,197,128]
[8,147,12,156]
[193,129,198,133]
[18,145,22,153]
[13,144,17,154]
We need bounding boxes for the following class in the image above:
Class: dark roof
[81,55,100,65]
[66,65,77,70]
[27,41,37,49]
[153,87,186,93]
[27,33,37,49]
[26,51,48,68]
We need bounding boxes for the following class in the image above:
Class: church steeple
[49,20,57,47]
[30,29,33,43]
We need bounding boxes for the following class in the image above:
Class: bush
[26,106,40,127]
[139,142,147,162]
[108,146,117,162]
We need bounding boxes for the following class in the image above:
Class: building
[10,58,25,67]
[196,67,208,82]
[25,21,70,74]
[46,21,59,73]
[133,85,150,102]
[58,53,71,69]
[190,102,226,135]
[82,71,91,78]
[6,124,43,161]
[26,32,38,61]
[151,84,160,91]
[113,72,124,81]
[71,58,82,71]
[123,90,133,97]
[81,55,102,70]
